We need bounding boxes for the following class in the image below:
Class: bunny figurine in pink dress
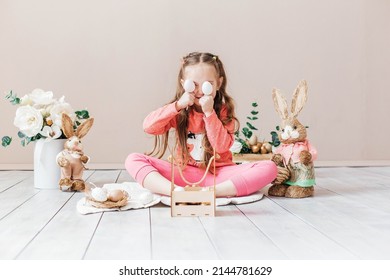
[56,113,94,191]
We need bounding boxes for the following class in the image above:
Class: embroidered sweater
[143,102,235,167]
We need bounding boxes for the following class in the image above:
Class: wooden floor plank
[116,169,136,183]
[199,205,287,259]
[0,177,39,220]
[0,189,73,259]
[236,197,357,259]
[264,183,390,259]
[16,170,119,259]
[150,206,219,259]
[84,209,151,259]
[316,168,390,212]
[0,171,33,192]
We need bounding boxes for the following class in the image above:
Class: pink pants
[125,153,277,197]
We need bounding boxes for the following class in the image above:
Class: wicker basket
[85,190,129,209]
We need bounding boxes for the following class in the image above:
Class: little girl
[125,52,277,197]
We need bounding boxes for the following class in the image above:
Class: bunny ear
[291,80,308,118]
[61,113,75,138]
[272,88,288,120]
[76,118,94,139]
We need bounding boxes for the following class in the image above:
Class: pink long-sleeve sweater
[143,102,235,167]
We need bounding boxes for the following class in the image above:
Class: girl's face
[181,63,223,108]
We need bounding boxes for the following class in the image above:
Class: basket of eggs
[232,134,273,163]
[85,183,129,208]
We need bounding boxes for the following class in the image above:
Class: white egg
[183,79,195,92]
[91,188,108,202]
[202,81,213,95]
[174,186,185,192]
[139,191,154,205]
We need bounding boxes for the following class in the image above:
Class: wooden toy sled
[170,153,216,217]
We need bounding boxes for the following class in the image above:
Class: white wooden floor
[0,167,389,260]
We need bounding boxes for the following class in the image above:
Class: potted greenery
[231,102,279,163]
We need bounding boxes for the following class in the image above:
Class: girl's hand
[199,95,214,116]
[176,92,195,111]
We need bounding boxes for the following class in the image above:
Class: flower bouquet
[2,88,91,189]
[2,89,90,147]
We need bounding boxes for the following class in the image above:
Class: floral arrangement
[2,89,90,147]
[231,101,279,155]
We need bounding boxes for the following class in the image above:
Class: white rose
[230,141,243,154]
[50,101,75,127]
[41,125,62,141]
[29,89,55,106]
[13,105,44,137]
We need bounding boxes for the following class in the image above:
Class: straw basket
[86,190,129,209]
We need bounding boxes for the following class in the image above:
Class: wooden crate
[171,186,215,217]
[232,153,273,164]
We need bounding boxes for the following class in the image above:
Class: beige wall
[1,0,389,168]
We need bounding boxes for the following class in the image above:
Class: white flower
[40,125,62,141]
[20,95,33,106]
[230,141,243,154]
[29,88,55,106]
[13,105,43,137]
[50,101,75,127]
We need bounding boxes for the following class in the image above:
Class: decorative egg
[184,79,195,92]
[248,134,258,146]
[251,145,260,153]
[107,189,125,202]
[174,186,185,192]
[139,191,154,204]
[260,145,268,154]
[202,81,213,95]
[263,142,272,152]
[91,188,108,202]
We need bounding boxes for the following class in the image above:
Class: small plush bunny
[268,80,317,198]
[56,113,94,191]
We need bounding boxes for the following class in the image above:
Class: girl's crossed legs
[125,153,277,197]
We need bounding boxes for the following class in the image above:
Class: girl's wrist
[204,110,214,118]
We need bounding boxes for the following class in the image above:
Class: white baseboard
[1,161,389,170]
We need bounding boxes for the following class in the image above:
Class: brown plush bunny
[268,80,317,198]
[56,114,94,191]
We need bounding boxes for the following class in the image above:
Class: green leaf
[5,90,21,105]
[18,131,26,138]
[251,102,258,107]
[270,131,280,147]
[250,110,258,115]
[2,136,12,147]
[276,126,280,131]
[242,127,252,139]
[246,116,258,121]
[75,110,90,119]
[246,122,258,130]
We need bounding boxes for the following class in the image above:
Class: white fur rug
[77,182,263,215]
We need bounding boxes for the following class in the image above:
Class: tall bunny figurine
[56,113,94,191]
[268,80,317,198]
